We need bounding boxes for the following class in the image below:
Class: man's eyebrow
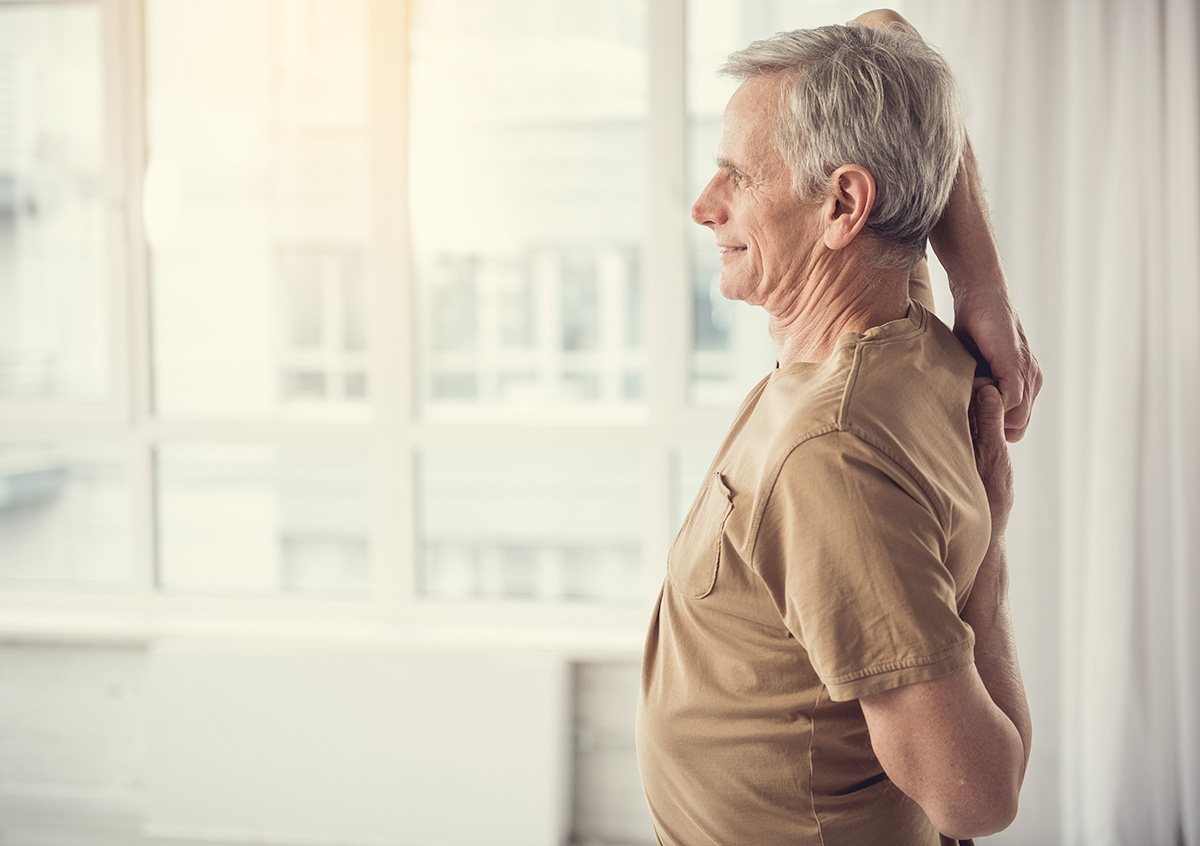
[715,157,741,172]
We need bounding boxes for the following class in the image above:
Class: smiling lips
[718,245,747,257]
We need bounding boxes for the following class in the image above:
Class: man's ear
[822,164,876,250]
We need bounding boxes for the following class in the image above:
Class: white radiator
[145,642,572,846]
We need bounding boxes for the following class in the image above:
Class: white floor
[0,805,651,846]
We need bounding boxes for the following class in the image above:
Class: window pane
[671,449,715,538]
[156,444,370,597]
[0,444,132,586]
[410,0,647,414]
[685,0,892,405]
[145,0,372,420]
[0,4,109,402]
[417,449,643,604]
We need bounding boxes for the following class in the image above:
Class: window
[0,443,133,586]
[0,0,888,639]
[0,2,110,404]
[145,0,372,421]
[409,0,647,415]
[156,444,370,596]
[417,448,644,603]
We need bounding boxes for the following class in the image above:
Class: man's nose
[691,176,727,227]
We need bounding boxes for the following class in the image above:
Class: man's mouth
[718,245,747,256]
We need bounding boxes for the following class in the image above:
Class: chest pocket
[667,471,733,599]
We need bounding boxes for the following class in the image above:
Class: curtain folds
[911,1,1200,843]
[1059,1,1200,843]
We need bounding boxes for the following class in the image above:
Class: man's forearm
[960,538,1032,774]
[930,138,1008,306]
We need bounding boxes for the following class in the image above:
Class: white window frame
[0,0,746,654]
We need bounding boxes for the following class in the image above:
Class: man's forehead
[717,75,785,161]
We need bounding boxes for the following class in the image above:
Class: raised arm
[932,141,1042,442]
[856,9,1044,442]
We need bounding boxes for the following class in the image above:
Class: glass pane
[156,444,370,597]
[410,0,647,414]
[0,444,132,586]
[145,0,372,420]
[0,4,109,402]
[686,0,899,405]
[417,449,643,604]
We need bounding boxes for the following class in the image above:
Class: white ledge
[0,607,646,661]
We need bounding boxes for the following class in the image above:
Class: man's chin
[717,274,752,303]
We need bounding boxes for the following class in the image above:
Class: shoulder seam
[843,424,948,527]
[837,346,864,429]
[747,428,948,572]
[747,427,840,569]
[837,305,928,428]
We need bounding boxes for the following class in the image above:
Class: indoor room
[0,0,1196,844]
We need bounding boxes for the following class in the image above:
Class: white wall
[0,643,652,846]
[0,644,146,845]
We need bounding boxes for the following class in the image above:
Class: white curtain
[909,1,1200,843]
[1057,0,1200,843]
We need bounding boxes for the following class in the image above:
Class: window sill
[0,604,647,661]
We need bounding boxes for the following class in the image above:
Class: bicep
[860,663,992,791]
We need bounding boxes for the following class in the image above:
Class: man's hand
[970,380,1015,537]
[957,292,1043,443]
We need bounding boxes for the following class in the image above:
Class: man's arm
[932,141,1042,443]
[859,384,1032,840]
[856,8,1044,442]
[962,381,1032,774]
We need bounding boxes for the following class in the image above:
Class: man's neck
[766,262,910,368]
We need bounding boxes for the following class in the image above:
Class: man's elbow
[855,8,918,34]
[924,778,1020,841]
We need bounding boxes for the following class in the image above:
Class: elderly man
[636,10,1037,846]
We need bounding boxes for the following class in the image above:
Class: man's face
[692,75,824,305]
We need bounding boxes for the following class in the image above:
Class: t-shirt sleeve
[751,430,975,701]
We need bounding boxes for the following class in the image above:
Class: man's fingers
[1003,398,1031,442]
[995,370,1024,414]
[1001,354,1043,442]
[975,385,1007,490]
[976,383,1005,437]
[996,382,1028,441]
[973,382,1015,534]
[1004,410,1030,442]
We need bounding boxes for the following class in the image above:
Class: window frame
[0,0,745,651]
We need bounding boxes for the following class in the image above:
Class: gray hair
[721,23,964,266]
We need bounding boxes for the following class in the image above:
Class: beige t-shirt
[636,297,990,846]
